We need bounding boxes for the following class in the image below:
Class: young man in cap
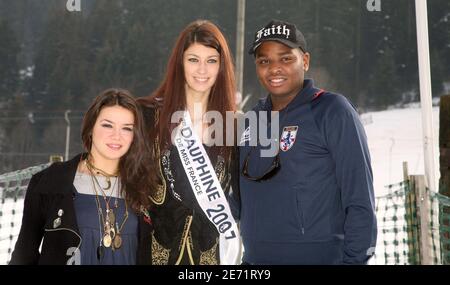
[239,20,377,264]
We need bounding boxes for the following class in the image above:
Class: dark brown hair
[140,20,236,159]
[81,88,157,212]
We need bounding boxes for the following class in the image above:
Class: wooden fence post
[403,162,420,263]
[440,95,450,196]
[439,95,450,264]
[411,175,432,264]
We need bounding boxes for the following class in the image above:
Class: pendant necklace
[86,160,128,257]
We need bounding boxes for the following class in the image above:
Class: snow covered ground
[363,106,440,197]
[364,106,440,264]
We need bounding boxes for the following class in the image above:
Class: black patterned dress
[141,105,240,265]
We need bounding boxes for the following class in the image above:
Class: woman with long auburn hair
[10,89,155,265]
[139,20,241,265]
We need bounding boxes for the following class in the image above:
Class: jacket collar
[55,153,87,194]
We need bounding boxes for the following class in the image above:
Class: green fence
[373,181,419,264]
[373,178,450,265]
[430,189,450,264]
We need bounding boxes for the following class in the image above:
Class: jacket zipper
[297,196,305,235]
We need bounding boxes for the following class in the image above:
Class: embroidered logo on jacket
[280,126,298,152]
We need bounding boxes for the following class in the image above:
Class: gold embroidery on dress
[154,108,160,125]
[149,134,166,205]
[199,238,219,265]
[186,231,195,265]
[151,232,170,265]
[175,215,193,265]
[215,155,226,184]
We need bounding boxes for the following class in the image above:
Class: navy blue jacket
[239,79,377,265]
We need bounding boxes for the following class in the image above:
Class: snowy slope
[363,106,440,197]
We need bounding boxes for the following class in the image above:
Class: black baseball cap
[248,20,307,55]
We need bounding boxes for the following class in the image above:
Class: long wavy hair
[81,88,157,212]
[140,20,236,159]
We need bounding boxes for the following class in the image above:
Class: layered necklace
[85,158,129,260]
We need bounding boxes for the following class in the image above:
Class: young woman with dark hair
[139,20,241,265]
[10,88,156,265]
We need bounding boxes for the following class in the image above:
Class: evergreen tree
[0,19,20,103]
[429,0,450,96]
[367,47,400,108]
[30,6,90,110]
[430,49,445,96]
